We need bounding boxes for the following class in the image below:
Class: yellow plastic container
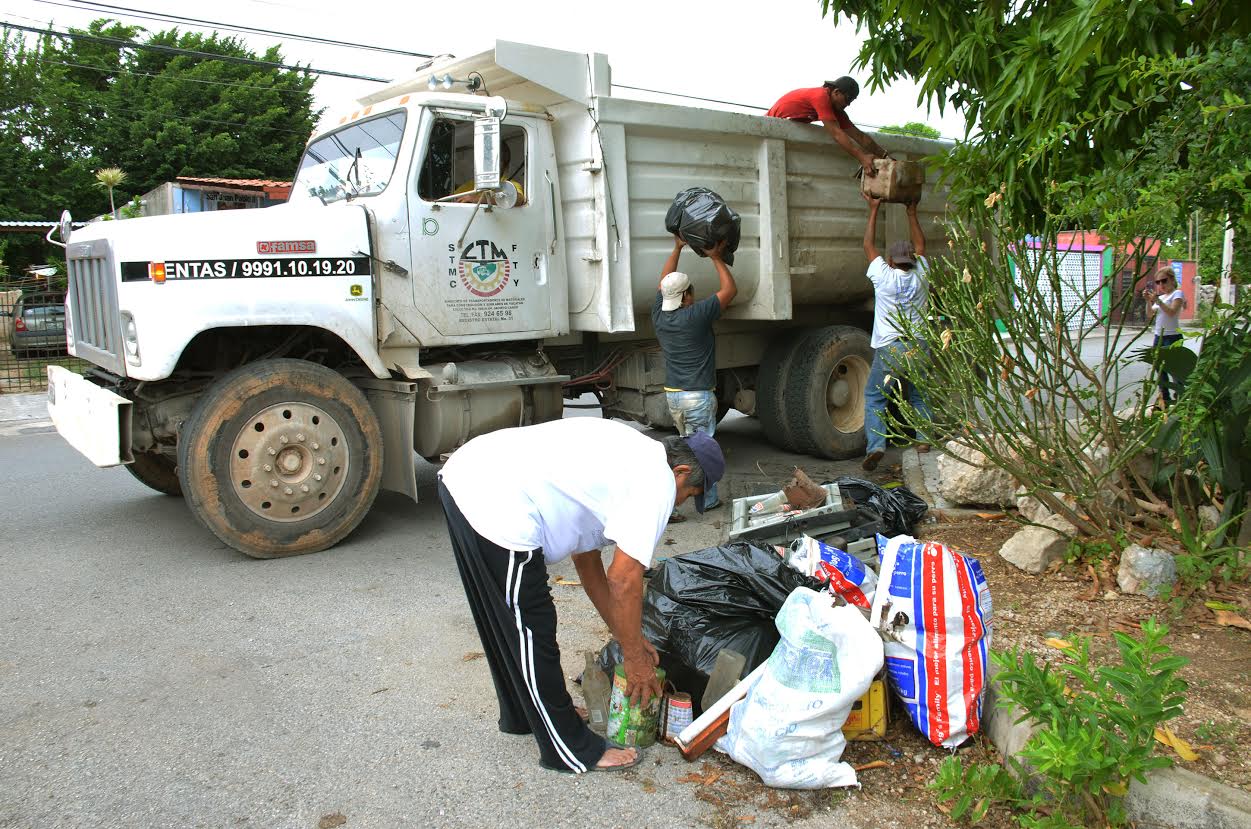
[842,678,888,741]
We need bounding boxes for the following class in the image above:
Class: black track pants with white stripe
[438,480,607,773]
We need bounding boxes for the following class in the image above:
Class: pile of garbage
[582,471,994,790]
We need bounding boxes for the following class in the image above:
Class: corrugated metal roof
[176,176,292,189]
[0,220,89,230]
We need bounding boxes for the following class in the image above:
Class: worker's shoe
[861,451,885,472]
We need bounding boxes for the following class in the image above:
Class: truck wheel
[756,330,808,452]
[126,451,182,496]
[178,359,384,558]
[784,326,873,459]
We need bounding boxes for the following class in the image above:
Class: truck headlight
[121,312,141,363]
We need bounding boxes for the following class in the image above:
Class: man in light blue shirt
[860,194,934,471]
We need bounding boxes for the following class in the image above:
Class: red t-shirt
[767,87,853,129]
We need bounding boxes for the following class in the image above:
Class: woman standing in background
[1143,266,1187,407]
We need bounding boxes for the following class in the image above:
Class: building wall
[138,184,285,216]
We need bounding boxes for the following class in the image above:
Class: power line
[102,100,310,134]
[31,0,432,59]
[0,19,390,82]
[39,56,317,96]
[613,81,961,140]
[614,83,768,112]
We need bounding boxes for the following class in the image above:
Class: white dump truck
[47,40,948,558]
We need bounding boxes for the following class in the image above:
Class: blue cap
[684,432,725,513]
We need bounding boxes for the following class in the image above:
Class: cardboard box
[842,678,888,741]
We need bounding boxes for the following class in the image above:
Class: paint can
[606,664,665,748]
[660,692,694,744]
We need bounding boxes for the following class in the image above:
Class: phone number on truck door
[121,257,372,281]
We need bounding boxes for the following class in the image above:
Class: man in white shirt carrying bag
[437,419,725,773]
[860,193,934,471]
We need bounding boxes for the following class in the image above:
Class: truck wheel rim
[229,402,349,522]
[826,356,869,433]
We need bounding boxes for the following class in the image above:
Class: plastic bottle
[582,652,611,737]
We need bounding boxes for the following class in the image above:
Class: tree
[94,167,127,216]
[0,20,318,271]
[820,1,1251,562]
[879,121,940,139]
[820,1,1251,236]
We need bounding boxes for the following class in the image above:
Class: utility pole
[1220,212,1236,305]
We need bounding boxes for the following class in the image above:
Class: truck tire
[755,330,808,452]
[177,359,384,558]
[784,326,873,459]
[126,451,182,496]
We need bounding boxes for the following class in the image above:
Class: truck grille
[66,238,126,375]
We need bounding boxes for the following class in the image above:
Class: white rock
[937,441,1020,508]
[1117,545,1177,598]
[1198,505,1221,534]
[997,514,1076,574]
[1015,486,1060,523]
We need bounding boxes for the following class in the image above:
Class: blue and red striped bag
[869,534,993,749]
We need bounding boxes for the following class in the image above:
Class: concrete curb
[0,390,51,424]
[982,680,1251,828]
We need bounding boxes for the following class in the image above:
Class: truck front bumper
[46,365,133,467]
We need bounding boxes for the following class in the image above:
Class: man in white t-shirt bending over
[437,419,724,773]
[860,192,935,471]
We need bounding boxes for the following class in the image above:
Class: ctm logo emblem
[457,239,512,298]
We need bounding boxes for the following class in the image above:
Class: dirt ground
[615,508,1251,829]
[921,514,1251,795]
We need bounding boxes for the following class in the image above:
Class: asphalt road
[0,408,919,829]
[0,325,1202,828]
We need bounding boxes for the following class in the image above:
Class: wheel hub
[229,402,348,522]
[827,379,851,408]
[826,356,870,433]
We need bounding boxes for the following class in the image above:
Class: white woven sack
[715,587,884,788]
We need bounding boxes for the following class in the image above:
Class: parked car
[10,293,67,358]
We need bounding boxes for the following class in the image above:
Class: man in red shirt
[767,77,889,177]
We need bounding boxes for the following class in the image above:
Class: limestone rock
[1015,486,1062,524]
[1117,545,1177,598]
[1198,505,1221,534]
[937,441,1020,508]
[998,514,1076,574]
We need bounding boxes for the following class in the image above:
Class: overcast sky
[5,0,969,139]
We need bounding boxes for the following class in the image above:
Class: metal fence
[0,279,90,393]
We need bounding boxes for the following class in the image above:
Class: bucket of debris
[860,158,925,204]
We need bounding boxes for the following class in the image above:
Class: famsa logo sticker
[455,239,514,298]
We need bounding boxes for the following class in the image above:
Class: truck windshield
[292,110,407,204]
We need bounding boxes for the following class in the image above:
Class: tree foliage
[820,0,1251,242]
[0,20,317,269]
[879,121,940,139]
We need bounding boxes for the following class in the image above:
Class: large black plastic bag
[642,543,821,710]
[831,476,928,536]
[664,187,741,266]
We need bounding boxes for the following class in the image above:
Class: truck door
[409,110,560,339]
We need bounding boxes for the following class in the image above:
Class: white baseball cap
[660,272,691,311]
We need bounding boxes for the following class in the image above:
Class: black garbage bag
[664,187,741,266]
[831,476,928,536]
[642,543,821,711]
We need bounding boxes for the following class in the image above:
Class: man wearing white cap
[652,235,737,514]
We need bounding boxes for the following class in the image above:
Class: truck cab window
[418,118,527,205]
[292,110,407,204]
